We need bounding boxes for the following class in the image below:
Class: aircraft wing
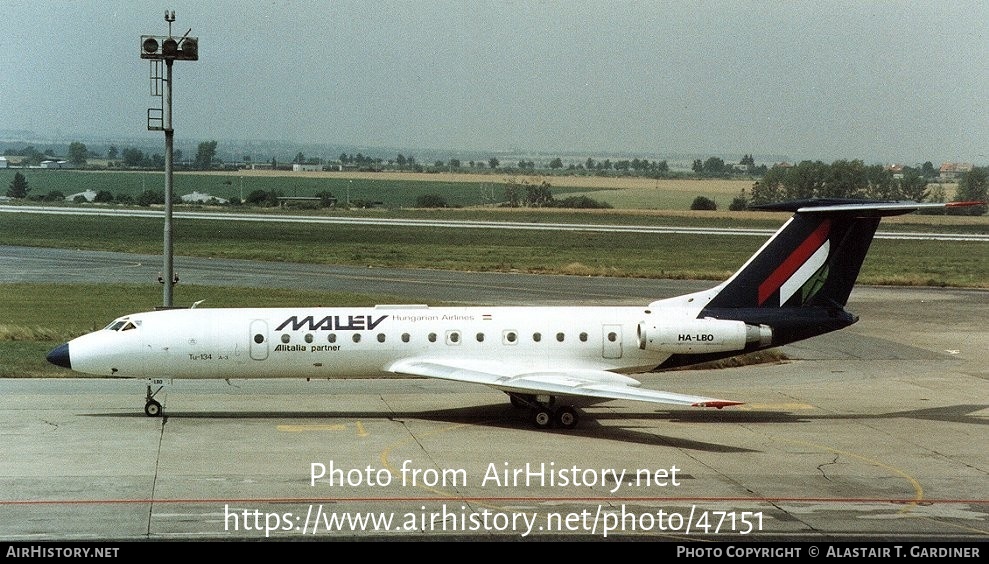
[388,359,741,408]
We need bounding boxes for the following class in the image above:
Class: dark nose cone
[47,343,71,369]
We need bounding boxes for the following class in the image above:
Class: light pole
[141,10,198,308]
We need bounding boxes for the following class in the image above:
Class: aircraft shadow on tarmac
[83,402,756,452]
[649,403,989,426]
[80,402,989,451]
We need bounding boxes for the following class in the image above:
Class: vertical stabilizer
[655,199,956,369]
[705,202,886,310]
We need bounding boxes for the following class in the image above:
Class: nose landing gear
[144,380,166,417]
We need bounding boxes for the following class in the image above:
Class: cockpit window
[104,319,141,332]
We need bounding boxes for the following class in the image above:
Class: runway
[0,245,986,540]
[0,244,708,305]
[3,205,988,241]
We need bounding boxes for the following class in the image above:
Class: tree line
[5,140,986,215]
[750,160,930,203]
[692,155,767,177]
[1,141,744,178]
[740,160,986,215]
[410,180,613,210]
[3,171,178,205]
[2,140,220,170]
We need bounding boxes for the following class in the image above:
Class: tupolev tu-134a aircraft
[46,199,981,429]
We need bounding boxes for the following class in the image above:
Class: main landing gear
[145,380,165,417]
[508,393,580,430]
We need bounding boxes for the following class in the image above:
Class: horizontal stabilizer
[752,198,985,217]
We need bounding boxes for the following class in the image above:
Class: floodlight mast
[141,11,198,308]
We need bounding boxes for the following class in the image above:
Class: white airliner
[46,199,979,429]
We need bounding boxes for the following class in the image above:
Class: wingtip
[945,201,987,207]
[692,400,744,409]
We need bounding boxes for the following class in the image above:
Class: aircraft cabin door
[249,320,269,361]
[602,324,623,359]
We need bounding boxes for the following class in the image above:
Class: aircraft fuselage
[66,305,671,380]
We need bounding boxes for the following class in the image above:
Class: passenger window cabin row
[267,330,621,346]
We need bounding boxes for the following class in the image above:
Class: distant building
[66,190,97,202]
[181,191,229,204]
[939,162,973,180]
[0,156,8,168]
[292,163,322,172]
[40,160,67,169]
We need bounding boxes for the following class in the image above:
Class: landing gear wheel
[144,381,166,417]
[554,406,579,429]
[532,408,553,429]
[144,399,162,418]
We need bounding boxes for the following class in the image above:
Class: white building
[0,156,8,168]
[292,163,322,172]
[66,190,97,202]
[181,191,229,204]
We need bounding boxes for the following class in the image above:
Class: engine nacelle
[637,318,772,354]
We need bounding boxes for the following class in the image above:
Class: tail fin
[705,198,903,310]
[655,199,980,369]
[703,198,972,339]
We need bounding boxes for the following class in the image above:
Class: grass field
[1,211,985,286]
[2,167,975,213]
[0,169,806,210]
[1,169,595,208]
[1,169,985,285]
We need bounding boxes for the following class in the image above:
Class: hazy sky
[2,1,987,164]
